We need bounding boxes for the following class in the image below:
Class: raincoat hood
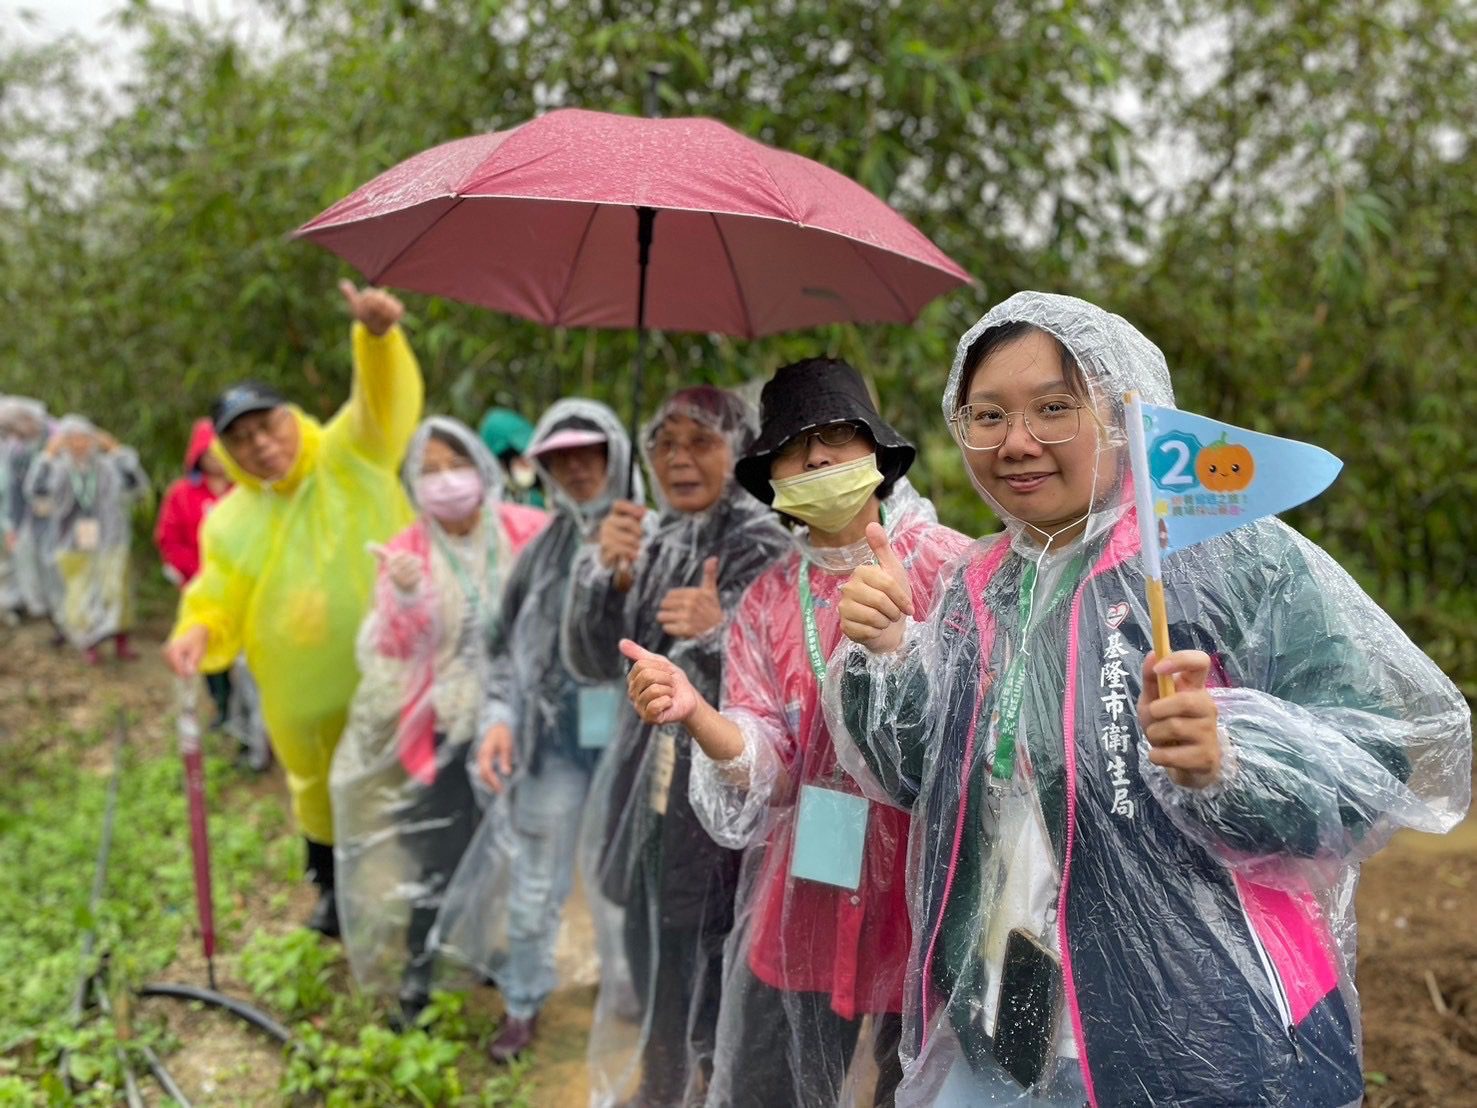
[639,384,757,516]
[184,419,216,473]
[0,397,49,441]
[527,398,638,522]
[400,416,506,515]
[946,291,1175,552]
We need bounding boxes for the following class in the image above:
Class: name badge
[578,684,623,749]
[73,518,101,552]
[789,784,869,891]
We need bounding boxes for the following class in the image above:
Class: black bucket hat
[735,357,915,505]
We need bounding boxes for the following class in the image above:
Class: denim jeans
[493,752,592,1019]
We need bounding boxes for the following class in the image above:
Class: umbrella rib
[551,203,602,328]
[710,213,756,340]
[848,237,913,321]
[365,195,470,288]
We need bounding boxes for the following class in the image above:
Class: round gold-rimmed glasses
[948,394,1083,452]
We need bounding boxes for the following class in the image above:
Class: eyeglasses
[222,408,289,450]
[648,431,726,462]
[774,422,861,460]
[948,394,1083,451]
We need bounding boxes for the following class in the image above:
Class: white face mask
[508,457,538,490]
[769,454,884,534]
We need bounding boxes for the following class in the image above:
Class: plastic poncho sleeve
[560,543,630,684]
[481,535,540,734]
[331,323,424,469]
[1140,526,1471,886]
[688,577,795,850]
[177,505,252,673]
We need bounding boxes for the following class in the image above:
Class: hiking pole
[60,712,129,1094]
[175,678,218,989]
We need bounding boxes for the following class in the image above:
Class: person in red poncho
[155,419,239,727]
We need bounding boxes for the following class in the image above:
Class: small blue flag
[1125,396,1343,576]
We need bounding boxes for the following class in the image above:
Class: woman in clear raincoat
[622,358,972,1107]
[24,415,149,662]
[0,397,50,621]
[330,416,546,1025]
[563,386,792,1107]
[433,398,637,1062]
[826,292,1473,1106]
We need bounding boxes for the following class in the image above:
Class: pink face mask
[415,468,484,522]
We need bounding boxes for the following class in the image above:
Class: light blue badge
[789,784,870,891]
[578,684,623,749]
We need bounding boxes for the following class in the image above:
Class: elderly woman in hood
[829,292,1472,1106]
[623,357,971,1107]
[330,415,546,1025]
[24,415,149,662]
[562,386,792,1108]
[432,398,637,1062]
[0,396,51,621]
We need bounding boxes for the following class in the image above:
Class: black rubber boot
[394,906,440,1029]
[304,839,340,938]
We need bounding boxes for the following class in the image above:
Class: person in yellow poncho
[164,281,424,935]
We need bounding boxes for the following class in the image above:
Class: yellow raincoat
[173,323,423,843]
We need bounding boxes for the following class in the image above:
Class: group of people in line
[12,277,1469,1107]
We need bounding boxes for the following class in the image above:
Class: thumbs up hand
[339,279,404,337]
[657,556,724,640]
[838,523,914,654]
[370,542,422,594]
[621,639,701,724]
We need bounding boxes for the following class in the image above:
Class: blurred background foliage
[2,0,1472,694]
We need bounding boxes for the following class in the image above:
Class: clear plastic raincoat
[433,399,638,1013]
[331,417,546,997]
[23,416,148,647]
[693,481,970,1108]
[173,323,423,844]
[825,292,1473,1106]
[0,397,50,617]
[563,388,792,1107]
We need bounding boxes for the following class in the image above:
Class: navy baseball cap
[211,382,287,434]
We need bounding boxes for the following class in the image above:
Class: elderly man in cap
[163,281,423,934]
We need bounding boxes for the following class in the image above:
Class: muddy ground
[4,614,1474,1106]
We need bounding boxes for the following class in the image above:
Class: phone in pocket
[991,927,1064,1090]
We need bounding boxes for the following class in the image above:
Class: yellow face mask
[769,454,884,534]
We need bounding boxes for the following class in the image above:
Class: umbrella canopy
[294,108,970,339]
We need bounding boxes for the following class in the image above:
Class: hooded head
[945,291,1175,551]
[53,414,101,462]
[641,385,756,516]
[400,416,505,531]
[527,398,637,521]
[0,397,48,443]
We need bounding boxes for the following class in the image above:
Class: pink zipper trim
[918,540,1009,1048]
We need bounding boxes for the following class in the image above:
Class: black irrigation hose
[94,975,193,1108]
[136,982,295,1045]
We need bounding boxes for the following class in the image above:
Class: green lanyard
[797,557,828,681]
[429,509,496,620]
[989,554,1084,782]
[798,504,893,682]
[68,464,98,513]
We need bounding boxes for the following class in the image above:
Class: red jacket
[154,420,228,584]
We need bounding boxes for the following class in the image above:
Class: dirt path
[6,615,1475,1105]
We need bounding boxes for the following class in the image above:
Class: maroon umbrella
[294,108,971,451]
